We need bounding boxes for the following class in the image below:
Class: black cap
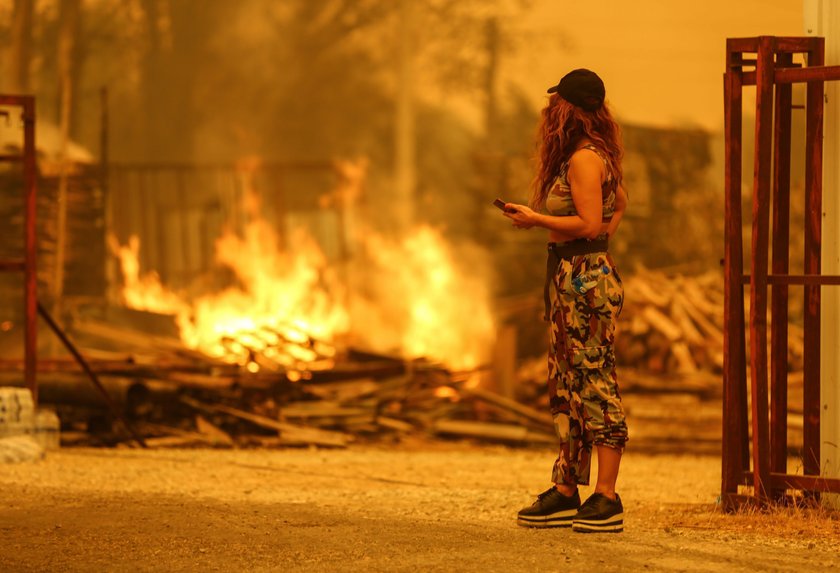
[547,69,605,112]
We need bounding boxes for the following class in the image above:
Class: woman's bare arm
[604,184,627,238]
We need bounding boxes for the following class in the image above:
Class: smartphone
[493,198,514,212]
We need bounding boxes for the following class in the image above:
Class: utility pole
[53,0,82,341]
[394,0,416,230]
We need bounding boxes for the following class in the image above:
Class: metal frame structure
[0,95,38,405]
[723,36,840,507]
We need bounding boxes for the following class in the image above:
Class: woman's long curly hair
[530,93,624,210]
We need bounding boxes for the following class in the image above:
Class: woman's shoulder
[568,146,604,170]
[572,142,603,158]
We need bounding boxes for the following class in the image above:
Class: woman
[503,69,629,533]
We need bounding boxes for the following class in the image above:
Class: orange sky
[503,0,805,131]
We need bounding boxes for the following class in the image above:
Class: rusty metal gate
[723,36,840,507]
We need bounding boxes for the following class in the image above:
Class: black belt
[543,238,609,320]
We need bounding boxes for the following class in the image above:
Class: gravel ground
[1,443,839,572]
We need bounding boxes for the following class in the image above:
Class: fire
[177,221,349,367]
[110,220,348,369]
[109,235,189,316]
[113,221,495,372]
[348,226,496,370]
[434,386,459,400]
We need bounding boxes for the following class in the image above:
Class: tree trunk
[140,0,166,161]
[6,0,34,93]
[52,0,83,335]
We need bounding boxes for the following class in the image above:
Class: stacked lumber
[506,271,729,398]
[615,269,805,374]
[615,269,726,374]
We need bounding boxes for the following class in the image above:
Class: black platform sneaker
[516,487,581,528]
[571,493,624,533]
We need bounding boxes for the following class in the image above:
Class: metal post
[722,34,840,505]
[22,96,37,406]
[770,52,793,496]
[803,38,825,477]
[748,36,776,500]
[722,47,748,500]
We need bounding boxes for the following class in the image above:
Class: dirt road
[1,444,838,572]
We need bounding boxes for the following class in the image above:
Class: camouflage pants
[546,248,628,486]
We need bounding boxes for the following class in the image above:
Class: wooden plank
[769,473,840,493]
[629,276,671,308]
[158,371,238,390]
[432,419,555,444]
[775,36,821,53]
[674,292,723,344]
[375,416,415,433]
[280,401,372,418]
[641,306,682,341]
[742,65,840,86]
[180,396,351,447]
[669,298,705,345]
[803,39,825,477]
[143,435,209,448]
[741,274,840,285]
[770,55,793,494]
[670,342,698,374]
[747,36,776,500]
[460,385,553,426]
[726,37,759,53]
[773,65,840,84]
[728,59,756,70]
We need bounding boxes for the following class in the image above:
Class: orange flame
[433,386,459,400]
[178,221,349,366]
[113,223,495,371]
[110,220,347,369]
[109,235,189,316]
[348,226,495,370]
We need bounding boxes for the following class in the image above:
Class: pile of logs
[616,269,726,374]
[615,268,804,375]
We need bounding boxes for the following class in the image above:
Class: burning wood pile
[10,209,552,448]
[12,311,556,449]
